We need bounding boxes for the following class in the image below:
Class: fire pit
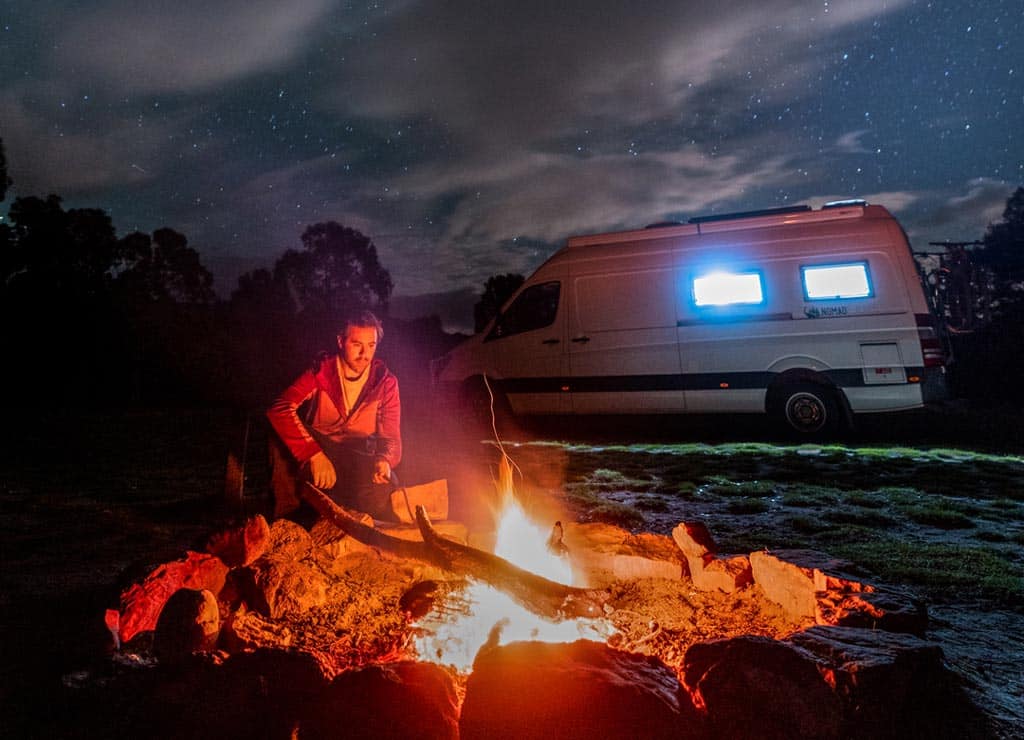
[91,454,984,739]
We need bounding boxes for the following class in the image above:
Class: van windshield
[488,281,560,340]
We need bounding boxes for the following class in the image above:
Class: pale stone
[389,479,449,524]
[689,554,753,593]
[672,521,718,560]
[563,522,683,584]
[749,549,822,621]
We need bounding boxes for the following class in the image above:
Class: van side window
[692,270,765,307]
[802,262,873,300]
[487,281,560,340]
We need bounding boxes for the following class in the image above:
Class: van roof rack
[688,205,811,224]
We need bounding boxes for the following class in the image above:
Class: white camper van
[433,202,950,436]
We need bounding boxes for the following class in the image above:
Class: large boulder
[118,551,229,643]
[682,634,842,739]
[787,626,987,739]
[460,639,700,739]
[206,514,271,567]
[152,588,221,663]
[300,661,460,739]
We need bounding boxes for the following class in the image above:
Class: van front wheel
[773,383,839,437]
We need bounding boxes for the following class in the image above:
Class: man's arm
[266,369,324,464]
[375,374,402,472]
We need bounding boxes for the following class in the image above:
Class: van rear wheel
[774,383,839,437]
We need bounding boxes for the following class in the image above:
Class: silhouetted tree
[277,222,392,350]
[473,273,524,333]
[977,187,1024,319]
[0,137,11,202]
[3,195,117,302]
[0,190,224,405]
[227,222,393,403]
[945,187,1024,403]
[113,228,214,304]
[286,222,391,310]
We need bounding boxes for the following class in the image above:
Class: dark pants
[269,433,392,525]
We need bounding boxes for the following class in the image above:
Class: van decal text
[804,305,849,318]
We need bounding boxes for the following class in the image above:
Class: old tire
[772,383,840,437]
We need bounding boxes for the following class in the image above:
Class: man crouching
[267,310,401,524]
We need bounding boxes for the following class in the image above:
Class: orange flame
[413,447,613,671]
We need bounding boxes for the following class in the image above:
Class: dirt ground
[1,400,1021,737]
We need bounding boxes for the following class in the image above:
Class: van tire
[772,382,840,437]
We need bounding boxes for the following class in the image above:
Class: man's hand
[308,451,337,489]
[373,459,392,485]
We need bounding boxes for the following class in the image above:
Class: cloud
[834,130,872,154]
[933,179,1013,229]
[823,180,1016,250]
[0,86,188,195]
[296,0,914,292]
[327,0,911,149]
[54,0,336,94]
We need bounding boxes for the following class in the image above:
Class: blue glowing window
[802,262,872,300]
[692,271,765,307]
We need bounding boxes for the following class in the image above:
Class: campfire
[96,447,984,739]
[411,455,615,671]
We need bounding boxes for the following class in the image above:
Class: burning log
[301,482,608,621]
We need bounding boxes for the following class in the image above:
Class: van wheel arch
[766,371,852,437]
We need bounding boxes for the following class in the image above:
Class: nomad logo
[804,305,849,318]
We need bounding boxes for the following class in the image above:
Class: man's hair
[340,310,384,342]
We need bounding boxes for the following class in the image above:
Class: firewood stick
[413,504,609,620]
[301,482,609,621]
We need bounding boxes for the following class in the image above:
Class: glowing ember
[413,455,614,672]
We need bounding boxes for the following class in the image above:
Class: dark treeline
[0,140,462,411]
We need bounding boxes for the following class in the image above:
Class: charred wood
[301,482,608,621]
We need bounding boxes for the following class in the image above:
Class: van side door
[567,246,685,413]
[483,278,570,414]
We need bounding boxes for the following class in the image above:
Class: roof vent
[644,221,684,229]
[823,199,867,209]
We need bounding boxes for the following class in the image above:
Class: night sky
[2,0,1020,331]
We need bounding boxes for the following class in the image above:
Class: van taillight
[915,313,947,367]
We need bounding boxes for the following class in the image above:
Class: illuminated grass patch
[725,497,770,515]
[904,506,976,530]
